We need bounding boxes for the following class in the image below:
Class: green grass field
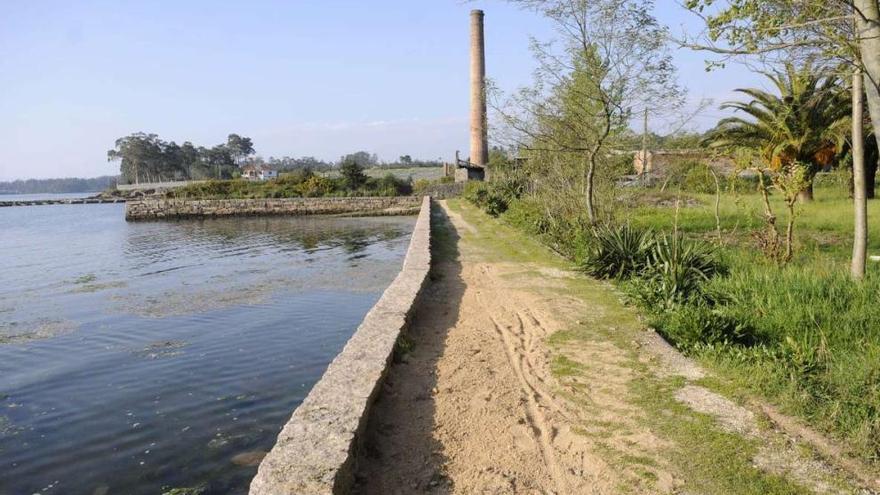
[619,184,880,463]
[623,185,880,264]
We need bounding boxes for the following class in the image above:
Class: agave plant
[582,224,655,279]
[706,61,850,201]
[642,234,727,306]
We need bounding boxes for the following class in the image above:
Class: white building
[241,164,278,181]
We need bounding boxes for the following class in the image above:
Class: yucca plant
[582,224,655,279]
[641,234,727,306]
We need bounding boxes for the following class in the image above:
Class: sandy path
[353,201,873,495]
[353,202,658,494]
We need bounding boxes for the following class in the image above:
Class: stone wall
[417,181,465,199]
[454,166,485,183]
[633,150,736,177]
[125,196,422,221]
[248,196,432,495]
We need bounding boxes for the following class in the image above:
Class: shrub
[637,234,727,307]
[277,168,314,185]
[463,181,510,216]
[372,173,411,196]
[504,199,551,236]
[681,165,724,194]
[581,224,655,279]
[463,181,488,206]
[297,176,333,197]
[413,179,432,194]
[340,159,368,189]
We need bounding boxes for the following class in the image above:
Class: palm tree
[707,61,851,202]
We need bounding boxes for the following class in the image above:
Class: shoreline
[0,197,125,207]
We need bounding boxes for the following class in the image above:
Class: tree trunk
[708,165,722,243]
[848,162,855,199]
[856,0,880,193]
[797,182,814,203]
[585,152,597,224]
[785,199,796,263]
[852,66,867,280]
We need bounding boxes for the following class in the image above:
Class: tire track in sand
[475,263,573,494]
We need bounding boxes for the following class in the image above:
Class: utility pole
[640,108,649,179]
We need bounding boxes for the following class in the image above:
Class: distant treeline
[107,132,443,184]
[0,176,117,194]
[256,152,443,172]
[108,133,256,184]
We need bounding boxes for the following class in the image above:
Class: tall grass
[696,262,880,460]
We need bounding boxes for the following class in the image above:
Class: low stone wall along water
[125,196,422,221]
[248,196,432,495]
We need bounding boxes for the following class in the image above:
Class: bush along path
[354,199,875,495]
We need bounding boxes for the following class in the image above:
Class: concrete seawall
[248,196,432,495]
[125,196,422,220]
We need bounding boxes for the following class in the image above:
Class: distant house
[241,164,278,181]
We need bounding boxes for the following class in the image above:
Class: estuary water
[0,203,415,495]
[0,192,96,202]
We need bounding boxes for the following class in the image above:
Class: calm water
[0,192,96,201]
[0,204,415,495]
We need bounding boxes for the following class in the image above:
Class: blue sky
[0,0,764,180]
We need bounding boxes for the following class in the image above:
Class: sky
[0,0,765,181]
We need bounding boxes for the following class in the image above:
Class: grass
[622,185,880,463]
[446,198,814,493]
[629,375,807,495]
[625,184,880,262]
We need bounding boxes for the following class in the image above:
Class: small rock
[231,450,267,467]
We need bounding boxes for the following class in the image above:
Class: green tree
[680,0,880,277]
[226,134,255,167]
[706,61,850,201]
[107,133,165,184]
[340,157,368,189]
[339,151,378,168]
[179,141,201,179]
[497,0,684,223]
[201,145,235,179]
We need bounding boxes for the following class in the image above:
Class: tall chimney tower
[470,10,489,167]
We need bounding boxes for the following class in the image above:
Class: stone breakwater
[248,196,432,495]
[125,196,423,220]
[0,198,124,207]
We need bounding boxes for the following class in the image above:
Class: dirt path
[353,200,875,495]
